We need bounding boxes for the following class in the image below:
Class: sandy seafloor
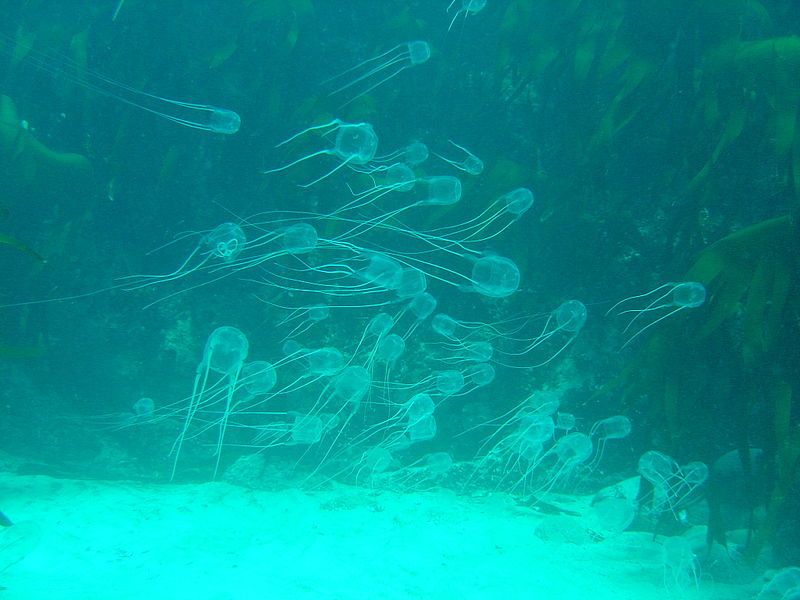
[0,471,761,600]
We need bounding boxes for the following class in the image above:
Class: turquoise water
[1,1,798,596]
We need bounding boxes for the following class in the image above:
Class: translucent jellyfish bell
[405,393,437,443]
[464,341,493,362]
[373,141,429,167]
[554,432,594,465]
[367,312,395,338]
[385,163,418,192]
[606,281,707,349]
[403,141,430,166]
[240,360,277,395]
[672,281,706,307]
[555,299,588,333]
[291,413,325,444]
[206,108,241,134]
[590,415,632,440]
[264,119,379,187]
[435,140,484,175]
[205,326,250,375]
[282,223,319,254]
[325,40,431,106]
[395,268,427,298]
[500,187,534,216]
[306,347,345,377]
[376,333,406,364]
[431,313,461,340]
[334,122,379,165]
[418,175,462,206]
[518,413,555,445]
[435,370,465,395]
[133,397,155,420]
[543,432,593,489]
[408,292,437,321]
[202,222,247,263]
[466,362,495,387]
[469,255,521,298]
[406,392,436,425]
[360,253,404,290]
[332,366,372,405]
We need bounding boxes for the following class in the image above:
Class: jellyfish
[343,162,417,210]
[375,333,406,366]
[278,303,331,340]
[1,28,240,133]
[587,415,632,470]
[434,370,466,396]
[239,361,277,397]
[464,361,496,388]
[758,567,800,600]
[419,175,463,206]
[373,140,429,167]
[403,392,438,443]
[431,313,463,340]
[527,432,594,497]
[661,536,700,594]
[120,222,247,305]
[447,0,487,31]
[172,326,249,480]
[394,292,437,338]
[465,404,556,494]
[324,40,431,105]
[466,254,520,298]
[377,451,454,491]
[606,281,706,349]
[496,299,587,367]
[264,119,379,187]
[435,140,484,175]
[297,365,374,481]
[332,174,463,244]
[555,412,576,432]
[354,447,395,486]
[637,450,708,521]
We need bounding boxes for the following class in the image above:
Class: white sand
[0,472,758,600]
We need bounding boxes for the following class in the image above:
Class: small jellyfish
[587,415,632,470]
[264,119,379,187]
[240,360,277,396]
[122,222,247,300]
[324,40,431,106]
[637,451,708,520]
[279,303,330,340]
[447,0,487,31]
[512,300,587,367]
[374,140,429,166]
[172,326,249,480]
[606,281,706,349]
[10,28,240,133]
[435,140,484,175]
[467,254,521,298]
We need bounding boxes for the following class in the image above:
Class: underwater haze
[1,1,799,599]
